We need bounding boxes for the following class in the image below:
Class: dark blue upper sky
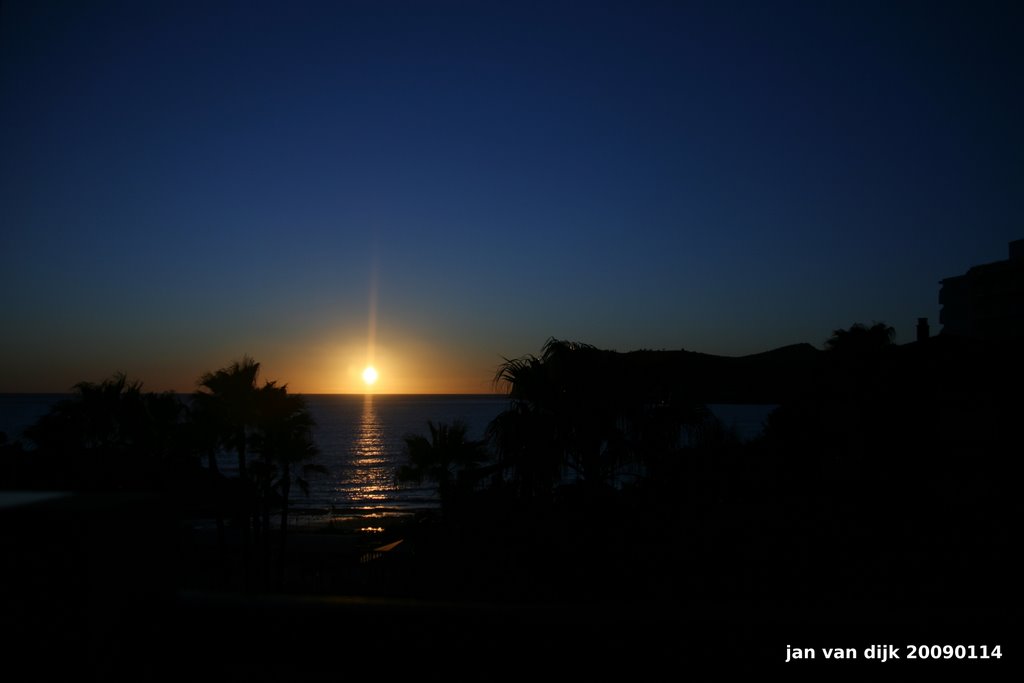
[2,0,1021,392]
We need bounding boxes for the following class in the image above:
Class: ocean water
[0,394,69,443]
[0,394,774,518]
[298,394,509,516]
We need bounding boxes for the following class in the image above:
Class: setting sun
[362,366,379,385]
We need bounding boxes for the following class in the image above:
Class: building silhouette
[916,317,929,342]
[939,239,1024,341]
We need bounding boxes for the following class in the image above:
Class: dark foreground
[2,489,1010,680]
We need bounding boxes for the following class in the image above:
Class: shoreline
[180,503,438,538]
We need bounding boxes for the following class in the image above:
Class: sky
[1,0,1022,394]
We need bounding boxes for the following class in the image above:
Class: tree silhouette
[250,381,324,587]
[194,356,261,481]
[191,358,327,590]
[183,389,229,558]
[23,373,188,490]
[824,322,895,353]
[397,420,490,514]
[488,338,709,498]
[487,351,563,499]
[192,356,262,589]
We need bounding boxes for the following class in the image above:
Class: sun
[362,366,379,386]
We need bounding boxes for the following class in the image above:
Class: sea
[0,394,775,522]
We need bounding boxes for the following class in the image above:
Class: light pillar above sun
[362,256,379,392]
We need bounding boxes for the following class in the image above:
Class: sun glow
[362,366,379,385]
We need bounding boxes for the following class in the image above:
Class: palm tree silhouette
[397,420,490,514]
[194,356,261,481]
[488,338,714,498]
[489,339,630,495]
[193,356,262,588]
[487,351,563,499]
[250,381,324,587]
[183,388,230,549]
[24,373,186,490]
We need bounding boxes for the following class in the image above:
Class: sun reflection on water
[340,394,393,505]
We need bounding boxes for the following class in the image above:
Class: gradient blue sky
[2,1,1021,393]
